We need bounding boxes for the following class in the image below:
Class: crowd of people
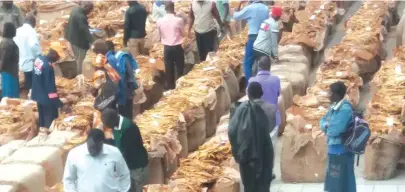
[0,0,369,192]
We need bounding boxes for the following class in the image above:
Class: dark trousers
[118,99,133,119]
[164,45,185,90]
[239,163,272,192]
[195,30,217,61]
[38,104,59,128]
[24,71,33,90]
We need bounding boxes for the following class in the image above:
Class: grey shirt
[253,99,277,133]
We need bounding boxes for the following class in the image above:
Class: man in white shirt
[63,129,131,192]
[13,14,41,90]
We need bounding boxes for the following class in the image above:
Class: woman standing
[0,22,19,98]
[320,81,356,192]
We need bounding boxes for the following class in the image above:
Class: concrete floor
[270,1,405,192]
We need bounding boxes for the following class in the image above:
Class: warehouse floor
[269,1,405,192]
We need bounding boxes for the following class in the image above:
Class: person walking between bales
[124,1,148,57]
[157,1,185,90]
[101,108,148,192]
[0,1,24,38]
[248,56,281,143]
[253,6,282,72]
[320,81,356,192]
[216,0,233,38]
[31,42,64,129]
[92,39,139,119]
[64,1,94,77]
[64,129,131,192]
[14,14,41,92]
[233,0,269,80]
[229,82,274,192]
[0,22,20,98]
[189,0,223,61]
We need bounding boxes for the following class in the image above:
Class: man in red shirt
[157,1,185,89]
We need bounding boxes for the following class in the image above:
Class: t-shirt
[253,17,279,57]
[216,0,231,22]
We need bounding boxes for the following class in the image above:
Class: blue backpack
[342,112,371,166]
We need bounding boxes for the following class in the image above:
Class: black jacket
[123,2,147,45]
[65,7,93,50]
[0,38,19,78]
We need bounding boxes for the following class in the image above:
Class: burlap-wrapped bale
[141,83,164,112]
[224,69,240,102]
[215,82,232,121]
[0,140,26,162]
[278,53,310,67]
[177,124,188,159]
[148,151,165,184]
[363,137,402,180]
[209,168,241,192]
[280,81,293,109]
[185,106,207,152]
[2,146,63,187]
[0,164,45,192]
[272,71,307,96]
[204,89,218,138]
[278,96,286,136]
[272,62,309,80]
[281,125,327,183]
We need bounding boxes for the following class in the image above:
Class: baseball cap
[49,41,66,58]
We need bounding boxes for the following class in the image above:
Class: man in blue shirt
[31,42,64,129]
[233,0,269,80]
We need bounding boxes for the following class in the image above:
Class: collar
[84,144,107,155]
[332,99,345,110]
[257,70,271,75]
[114,116,124,131]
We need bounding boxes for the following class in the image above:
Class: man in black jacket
[124,1,147,57]
[101,108,148,192]
[64,2,94,78]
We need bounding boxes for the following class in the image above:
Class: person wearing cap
[233,0,269,81]
[14,14,41,92]
[31,42,64,129]
[0,22,20,98]
[252,6,282,75]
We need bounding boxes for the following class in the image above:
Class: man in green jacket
[101,108,148,192]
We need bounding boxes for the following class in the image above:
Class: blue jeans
[243,34,257,81]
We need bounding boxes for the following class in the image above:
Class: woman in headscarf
[0,22,19,98]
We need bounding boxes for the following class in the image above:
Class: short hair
[92,39,108,54]
[105,41,115,52]
[247,82,263,99]
[101,108,119,129]
[330,81,347,99]
[3,22,16,38]
[258,56,271,71]
[165,1,175,11]
[87,129,105,143]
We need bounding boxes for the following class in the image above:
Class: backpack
[342,111,371,166]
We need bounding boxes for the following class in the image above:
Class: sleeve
[29,33,42,57]
[233,6,251,20]
[270,32,279,57]
[115,151,131,192]
[326,107,352,137]
[78,15,93,45]
[319,112,329,133]
[63,152,79,192]
[124,11,130,45]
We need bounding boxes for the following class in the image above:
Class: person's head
[165,1,175,13]
[3,22,16,38]
[128,1,137,6]
[258,56,271,71]
[271,6,282,20]
[25,14,36,28]
[92,39,108,55]
[101,108,120,129]
[80,1,94,15]
[87,129,105,157]
[247,82,264,100]
[47,41,64,63]
[329,81,347,103]
[105,40,115,53]
[2,1,13,9]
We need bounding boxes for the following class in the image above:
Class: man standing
[63,129,131,192]
[0,1,24,37]
[248,56,281,139]
[31,43,64,129]
[233,0,268,80]
[189,0,223,62]
[64,2,94,77]
[216,0,232,38]
[124,1,148,57]
[253,6,282,75]
[14,14,41,91]
[157,1,185,90]
[101,108,148,192]
[151,0,166,22]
